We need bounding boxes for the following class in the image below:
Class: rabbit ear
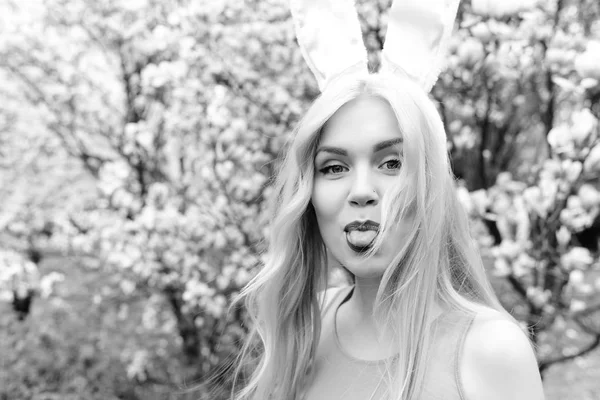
[380,0,461,92]
[289,0,369,92]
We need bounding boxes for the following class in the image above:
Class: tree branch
[539,334,600,373]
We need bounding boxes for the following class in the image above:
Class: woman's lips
[344,220,380,253]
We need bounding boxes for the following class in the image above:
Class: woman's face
[311,95,414,280]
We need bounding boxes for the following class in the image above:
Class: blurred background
[1,0,599,399]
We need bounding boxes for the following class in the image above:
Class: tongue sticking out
[346,230,377,247]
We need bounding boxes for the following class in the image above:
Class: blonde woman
[230,1,545,399]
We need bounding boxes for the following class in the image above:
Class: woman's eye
[319,165,347,175]
[382,159,402,170]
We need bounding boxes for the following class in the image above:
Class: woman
[230,1,545,399]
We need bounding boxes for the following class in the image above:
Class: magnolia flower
[570,299,586,313]
[469,189,489,217]
[547,124,573,154]
[126,350,149,382]
[457,38,485,66]
[561,247,594,270]
[493,257,511,277]
[562,159,582,183]
[138,207,157,230]
[98,160,132,196]
[522,186,544,216]
[523,183,556,218]
[575,41,600,80]
[495,172,513,189]
[560,203,595,232]
[471,22,492,43]
[513,253,536,277]
[456,186,474,215]
[581,78,599,89]
[569,269,585,286]
[38,272,65,299]
[495,239,522,260]
[453,126,477,150]
[577,184,600,209]
[491,191,512,215]
[472,0,539,17]
[571,109,598,145]
[526,286,551,308]
[556,225,571,247]
[584,144,600,174]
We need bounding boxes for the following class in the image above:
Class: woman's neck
[335,276,398,360]
[336,275,445,360]
[349,276,382,323]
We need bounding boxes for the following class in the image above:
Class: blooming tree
[446,0,600,374]
[1,0,309,382]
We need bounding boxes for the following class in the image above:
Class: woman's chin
[338,257,389,280]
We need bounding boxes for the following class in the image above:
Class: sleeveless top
[302,286,475,400]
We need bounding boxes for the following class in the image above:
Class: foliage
[0,254,202,400]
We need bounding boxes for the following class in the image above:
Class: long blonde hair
[231,73,507,400]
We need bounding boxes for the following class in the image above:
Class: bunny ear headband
[290,0,461,93]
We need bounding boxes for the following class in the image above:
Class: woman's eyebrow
[316,138,403,157]
[315,146,347,157]
[373,138,403,152]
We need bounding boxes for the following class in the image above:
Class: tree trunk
[164,287,201,365]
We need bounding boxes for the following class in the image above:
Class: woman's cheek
[312,179,343,222]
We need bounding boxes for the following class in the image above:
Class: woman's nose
[347,169,378,207]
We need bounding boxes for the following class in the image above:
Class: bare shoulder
[460,307,545,400]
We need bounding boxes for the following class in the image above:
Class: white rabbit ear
[380,0,461,92]
[289,0,369,92]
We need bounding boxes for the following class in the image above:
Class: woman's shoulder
[459,306,545,400]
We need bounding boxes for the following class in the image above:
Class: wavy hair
[230,73,509,400]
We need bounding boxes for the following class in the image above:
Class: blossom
[570,300,586,313]
[575,41,600,80]
[457,38,485,66]
[472,0,539,17]
[522,184,556,218]
[560,199,595,232]
[562,159,582,183]
[39,272,65,298]
[571,109,598,145]
[453,126,477,150]
[456,186,473,215]
[493,239,522,261]
[527,286,551,308]
[584,144,600,174]
[556,225,571,247]
[493,257,511,277]
[569,269,584,285]
[513,253,536,277]
[577,184,600,209]
[471,22,492,43]
[469,189,489,217]
[547,124,573,154]
[560,247,594,271]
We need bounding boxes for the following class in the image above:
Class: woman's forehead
[318,95,403,150]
